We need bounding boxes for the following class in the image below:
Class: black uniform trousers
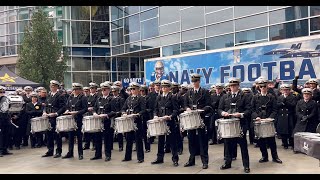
[117,133,123,149]
[280,134,294,147]
[93,131,102,157]
[124,122,144,161]
[257,136,279,159]
[224,132,249,168]
[0,124,9,153]
[142,120,150,151]
[176,124,184,153]
[46,118,62,155]
[103,121,114,158]
[67,122,83,156]
[156,123,179,162]
[187,127,208,164]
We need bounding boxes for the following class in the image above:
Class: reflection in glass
[206,34,234,50]
[206,8,233,24]
[72,47,91,56]
[141,18,159,39]
[111,28,124,46]
[310,6,320,16]
[92,47,110,56]
[111,6,123,20]
[124,14,140,34]
[91,22,110,45]
[118,72,130,81]
[234,6,267,17]
[311,17,320,32]
[269,20,309,41]
[18,8,29,20]
[92,57,111,71]
[72,57,91,71]
[236,27,268,44]
[160,33,180,46]
[140,6,155,11]
[6,46,16,55]
[72,72,92,86]
[0,46,4,56]
[206,21,234,37]
[235,13,268,31]
[141,8,158,21]
[124,32,140,43]
[159,6,179,25]
[71,6,90,20]
[91,6,109,21]
[162,44,180,57]
[181,6,205,30]
[127,42,141,52]
[182,27,205,42]
[205,6,231,13]
[269,6,308,25]
[0,24,6,36]
[159,22,180,35]
[130,57,140,71]
[141,37,160,49]
[111,19,123,29]
[92,73,110,85]
[71,21,90,44]
[181,39,205,53]
[124,6,140,16]
[117,57,129,71]
[8,34,16,45]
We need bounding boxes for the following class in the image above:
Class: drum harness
[253,94,272,139]
[186,89,206,135]
[125,96,139,131]
[158,95,172,135]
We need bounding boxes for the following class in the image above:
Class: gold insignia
[35,106,39,110]
[0,73,17,83]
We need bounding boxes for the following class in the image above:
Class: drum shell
[217,118,241,138]
[56,115,77,132]
[8,95,24,113]
[82,116,103,133]
[115,116,135,133]
[147,117,167,137]
[30,117,49,133]
[179,111,202,130]
[254,120,276,138]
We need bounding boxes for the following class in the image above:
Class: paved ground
[0,138,319,174]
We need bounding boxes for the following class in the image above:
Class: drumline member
[219,78,251,173]
[293,88,319,136]
[110,85,126,152]
[276,84,297,149]
[151,80,179,166]
[146,82,158,145]
[114,81,129,100]
[83,82,99,151]
[241,88,255,145]
[0,86,12,157]
[121,82,146,163]
[183,73,211,169]
[139,85,151,153]
[251,79,282,164]
[20,86,33,147]
[62,83,88,160]
[154,80,162,95]
[170,82,182,155]
[38,88,48,147]
[42,80,66,158]
[83,87,90,97]
[91,83,112,160]
[25,92,43,148]
[176,84,189,155]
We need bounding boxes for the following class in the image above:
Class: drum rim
[218,118,240,122]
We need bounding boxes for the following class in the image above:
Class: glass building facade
[1,6,320,89]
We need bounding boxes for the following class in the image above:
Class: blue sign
[145,38,320,88]
[122,78,144,88]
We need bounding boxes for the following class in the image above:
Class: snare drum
[82,116,103,133]
[254,118,276,138]
[114,115,135,133]
[147,117,168,137]
[56,115,77,132]
[7,95,24,113]
[217,118,241,138]
[30,116,49,133]
[179,110,202,131]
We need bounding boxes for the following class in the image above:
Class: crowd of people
[0,74,319,173]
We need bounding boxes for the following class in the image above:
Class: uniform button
[286,109,288,111]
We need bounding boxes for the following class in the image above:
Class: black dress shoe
[244,167,250,173]
[90,156,102,160]
[173,161,179,167]
[15,146,20,150]
[259,157,269,163]
[138,160,144,163]
[62,153,74,159]
[178,150,183,155]
[3,151,12,155]
[220,164,231,170]
[165,149,171,153]
[145,149,150,153]
[184,162,195,167]
[202,164,208,169]
[42,153,53,157]
[105,157,111,161]
[254,144,259,148]
[272,158,282,164]
[0,153,3,157]
[79,155,83,160]
[122,158,131,162]
[53,154,61,158]
[232,157,237,161]
[151,159,164,164]
[119,147,123,152]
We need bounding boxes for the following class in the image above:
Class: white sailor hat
[153,80,161,85]
[129,82,141,89]
[161,80,171,87]
[171,82,180,88]
[100,83,111,89]
[139,85,148,91]
[210,84,216,89]
[280,84,291,90]
[30,92,38,98]
[302,88,313,94]
[190,73,202,82]
[180,84,188,90]
[307,78,318,84]
[256,79,268,85]
[215,83,224,89]
[24,86,33,91]
[50,80,60,87]
[83,87,90,91]
[89,82,99,88]
[0,86,6,91]
[72,83,83,90]
[228,78,241,85]
[103,81,113,87]
[113,81,122,87]
[111,85,120,91]
[242,88,251,92]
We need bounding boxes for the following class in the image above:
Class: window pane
[0,24,6,36]
[111,19,123,30]
[91,6,109,21]
[207,34,234,50]
[8,34,16,45]
[159,6,180,25]
[205,6,230,13]
[236,27,268,44]
[159,22,180,35]
[268,6,287,10]
[206,21,234,37]
[0,46,5,56]
[6,46,16,55]
[72,57,91,71]
[311,6,320,16]
[71,6,90,20]
[124,14,140,34]
[112,58,117,71]
[18,8,29,20]
[17,33,24,44]
[235,13,268,31]
[182,27,204,42]
[124,32,140,43]
[141,8,158,21]
[162,44,180,57]
[118,72,130,81]
[111,28,124,46]
[126,42,141,52]
[92,57,110,71]
[18,21,28,33]
[124,6,140,16]
[311,17,320,32]
[234,6,267,17]
[269,20,309,41]
[8,22,16,34]
[181,6,205,30]
[72,72,91,86]
[92,73,110,85]
[141,18,159,39]
[72,47,91,56]
[269,6,308,25]
[112,45,124,55]
[140,6,155,11]
[117,57,129,71]
[92,47,110,56]
[206,8,233,24]
[91,22,110,45]
[71,21,90,44]
[130,57,140,71]
[111,6,123,20]
[160,33,180,46]
[141,37,160,49]
[181,39,205,53]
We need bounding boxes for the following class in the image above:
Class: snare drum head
[218,118,240,123]
[115,116,127,121]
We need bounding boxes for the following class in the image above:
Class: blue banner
[122,77,144,88]
[145,38,320,88]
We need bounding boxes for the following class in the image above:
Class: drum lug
[180,124,184,132]
[166,126,171,135]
